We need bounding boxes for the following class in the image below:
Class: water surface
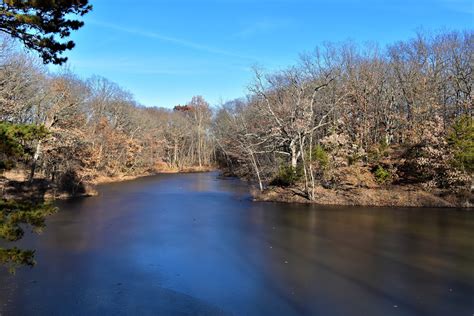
[1,172,473,315]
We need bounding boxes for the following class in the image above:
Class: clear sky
[55,0,473,108]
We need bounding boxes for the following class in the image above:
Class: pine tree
[448,115,474,173]
[0,0,92,64]
[0,122,56,272]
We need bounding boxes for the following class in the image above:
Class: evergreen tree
[0,0,92,64]
[0,122,56,272]
[448,115,474,173]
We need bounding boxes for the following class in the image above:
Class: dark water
[0,172,473,316]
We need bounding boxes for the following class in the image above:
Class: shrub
[312,145,329,168]
[379,138,389,152]
[348,153,364,166]
[368,139,389,163]
[374,165,391,184]
[270,165,302,187]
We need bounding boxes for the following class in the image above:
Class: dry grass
[253,185,471,208]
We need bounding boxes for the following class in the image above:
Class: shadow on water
[0,172,473,315]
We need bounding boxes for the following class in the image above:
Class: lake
[0,172,473,315]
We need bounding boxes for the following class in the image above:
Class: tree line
[1,38,214,194]
[214,30,473,199]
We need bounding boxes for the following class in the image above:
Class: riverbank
[92,166,216,185]
[252,185,472,208]
[4,167,470,208]
[1,165,216,202]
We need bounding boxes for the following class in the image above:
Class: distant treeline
[214,30,473,199]
[0,38,214,193]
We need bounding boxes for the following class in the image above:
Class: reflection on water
[0,172,473,315]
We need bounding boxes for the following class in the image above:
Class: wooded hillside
[214,30,472,206]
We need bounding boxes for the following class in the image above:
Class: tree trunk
[198,132,202,167]
[290,139,299,169]
[29,141,42,182]
[173,140,178,167]
[249,150,263,191]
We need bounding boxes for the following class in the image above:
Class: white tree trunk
[29,141,42,181]
[290,139,299,169]
[249,150,263,191]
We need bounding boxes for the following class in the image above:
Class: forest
[214,30,473,206]
[1,30,473,202]
[0,36,215,192]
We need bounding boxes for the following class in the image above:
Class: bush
[348,153,363,166]
[270,165,302,187]
[379,138,389,152]
[374,165,391,184]
[312,145,329,168]
[368,139,389,163]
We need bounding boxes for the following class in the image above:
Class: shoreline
[91,166,216,185]
[252,185,472,208]
[62,166,217,199]
[3,168,471,208]
[1,166,216,202]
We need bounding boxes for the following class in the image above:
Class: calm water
[0,172,473,315]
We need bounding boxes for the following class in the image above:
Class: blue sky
[56,0,473,108]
